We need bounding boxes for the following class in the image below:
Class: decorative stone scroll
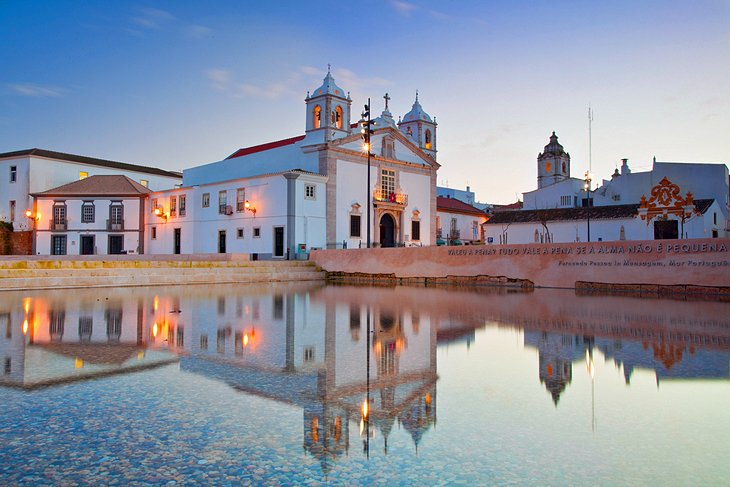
[637,177,699,225]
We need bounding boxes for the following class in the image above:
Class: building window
[237,228,244,239]
[305,184,316,200]
[52,203,67,227]
[10,166,17,183]
[560,195,572,206]
[350,215,361,237]
[313,105,321,129]
[218,190,227,214]
[236,188,246,212]
[714,212,717,225]
[81,202,95,223]
[9,200,15,221]
[202,193,210,208]
[151,226,157,239]
[79,171,88,180]
[473,221,479,240]
[424,129,432,149]
[169,196,177,217]
[51,235,67,255]
[151,198,158,213]
[411,220,420,241]
[304,346,315,362]
[253,227,261,238]
[179,195,186,216]
[612,194,621,202]
[109,203,124,226]
[140,179,149,188]
[381,169,395,198]
[200,334,208,351]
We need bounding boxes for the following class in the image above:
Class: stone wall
[311,238,730,291]
[0,229,32,255]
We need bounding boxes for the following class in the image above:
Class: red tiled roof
[32,175,152,197]
[437,196,486,216]
[226,135,305,159]
[493,201,523,212]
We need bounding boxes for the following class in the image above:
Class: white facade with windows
[485,133,729,244]
[31,175,150,255]
[146,171,327,258]
[0,149,181,232]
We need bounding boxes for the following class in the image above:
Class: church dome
[402,93,433,123]
[543,132,565,154]
[311,69,346,98]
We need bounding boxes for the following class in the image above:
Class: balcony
[107,219,125,231]
[373,189,408,206]
[49,219,67,231]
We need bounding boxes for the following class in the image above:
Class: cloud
[390,0,418,15]
[187,25,212,38]
[206,69,232,91]
[132,7,176,29]
[8,83,65,97]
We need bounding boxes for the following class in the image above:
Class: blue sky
[1,0,728,203]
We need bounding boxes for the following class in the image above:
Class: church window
[562,161,566,173]
[545,161,552,172]
[305,184,316,200]
[350,215,361,237]
[313,105,321,129]
[424,129,432,150]
[335,106,343,129]
[411,220,420,241]
[381,169,395,199]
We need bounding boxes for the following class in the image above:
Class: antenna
[588,105,594,175]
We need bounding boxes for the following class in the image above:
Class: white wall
[437,210,485,243]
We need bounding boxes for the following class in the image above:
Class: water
[1,282,728,485]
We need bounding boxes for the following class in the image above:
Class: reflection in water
[0,283,728,478]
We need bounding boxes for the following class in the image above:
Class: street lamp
[583,171,592,242]
[360,99,376,248]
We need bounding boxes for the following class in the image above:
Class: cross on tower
[384,92,390,111]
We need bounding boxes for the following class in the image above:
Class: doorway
[108,235,124,254]
[273,226,285,258]
[80,235,95,255]
[173,228,181,254]
[379,214,396,248]
[654,220,678,240]
[218,230,226,253]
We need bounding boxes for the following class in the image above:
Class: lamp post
[360,99,375,248]
[583,171,592,242]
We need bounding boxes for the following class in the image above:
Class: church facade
[148,69,439,257]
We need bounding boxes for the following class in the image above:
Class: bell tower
[304,66,351,145]
[537,132,570,188]
[398,91,437,160]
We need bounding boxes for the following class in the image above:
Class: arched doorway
[379,213,396,247]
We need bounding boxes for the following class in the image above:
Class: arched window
[335,106,343,129]
[424,129,432,149]
[313,105,321,129]
[545,161,552,172]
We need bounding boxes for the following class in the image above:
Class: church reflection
[1,282,729,470]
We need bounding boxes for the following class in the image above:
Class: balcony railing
[373,189,408,205]
[107,219,125,231]
[448,229,460,239]
[49,219,67,231]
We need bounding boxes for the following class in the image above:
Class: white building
[177,70,439,253]
[436,196,487,245]
[484,133,729,244]
[0,148,181,232]
[146,170,327,258]
[31,175,151,255]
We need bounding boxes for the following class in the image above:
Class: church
[146,68,440,257]
[484,132,729,244]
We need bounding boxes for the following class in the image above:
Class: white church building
[484,132,729,244]
[147,69,439,258]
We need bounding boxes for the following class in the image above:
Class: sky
[1,0,728,204]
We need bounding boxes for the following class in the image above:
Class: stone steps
[0,259,325,290]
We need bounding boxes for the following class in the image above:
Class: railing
[448,229,460,239]
[107,219,124,231]
[373,189,408,205]
[49,219,67,231]
[436,229,443,238]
